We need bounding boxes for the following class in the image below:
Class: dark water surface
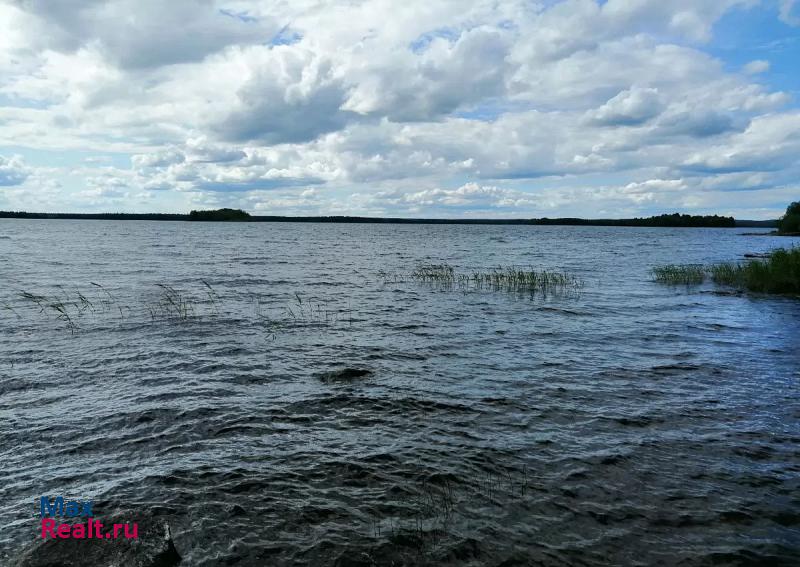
[1,220,799,566]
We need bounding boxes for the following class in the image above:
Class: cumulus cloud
[348,182,542,216]
[0,155,30,186]
[132,149,185,169]
[342,26,511,121]
[681,112,800,173]
[654,108,737,138]
[400,182,535,208]
[0,0,795,218]
[9,0,277,69]
[213,46,354,144]
[587,87,664,126]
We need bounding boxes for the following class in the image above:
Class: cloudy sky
[0,0,799,218]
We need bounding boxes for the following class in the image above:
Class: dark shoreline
[741,231,800,236]
[0,211,775,228]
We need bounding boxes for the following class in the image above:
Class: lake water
[1,220,799,566]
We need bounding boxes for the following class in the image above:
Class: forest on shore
[0,209,754,227]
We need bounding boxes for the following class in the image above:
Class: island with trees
[188,208,251,221]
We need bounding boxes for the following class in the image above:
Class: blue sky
[711,2,800,98]
[0,0,799,219]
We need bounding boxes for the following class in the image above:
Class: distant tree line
[0,209,740,227]
[0,211,186,220]
[533,213,736,227]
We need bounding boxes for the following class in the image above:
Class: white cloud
[401,182,535,208]
[0,0,795,218]
[8,0,277,69]
[0,155,30,186]
[779,0,800,26]
[132,149,185,169]
[587,87,664,126]
[342,26,511,121]
[743,59,770,74]
[681,112,800,173]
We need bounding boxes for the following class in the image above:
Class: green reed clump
[710,248,800,294]
[466,267,579,292]
[653,248,800,295]
[411,264,456,283]
[651,264,706,285]
[405,263,581,294]
[708,263,743,287]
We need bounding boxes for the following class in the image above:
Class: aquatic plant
[282,292,352,326]
[2,302,22,319]
[17,290,80,333]
[387,263,582,295]
[710,248,800,294]
[75,291,95,314]
[7,280,361,337]
[147,284,195,320]
[19,290,47,310]
[465,267,579,292]
[247,296,281,340]
[365,464,531,560]
[90,282,116,311]
[651,264,706,285]
[201,279,220,315]
[49,301,77,334]
[653,248,800,294]
[707,263,742,287]
[411,264,456,283]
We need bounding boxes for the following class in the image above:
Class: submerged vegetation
[365,466,531,560]
[653,247,800,294]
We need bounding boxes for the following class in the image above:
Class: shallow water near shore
[1,220,799,566]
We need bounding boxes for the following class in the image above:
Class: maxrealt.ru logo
[38,496,138,539]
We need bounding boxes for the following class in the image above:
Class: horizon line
[0,210,776,227]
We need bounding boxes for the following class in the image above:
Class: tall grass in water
[8,281,354,338]
[653,248,800,294]
[281,292,352,327]
[147,284,195,320]
[707,263,741,287]
[405,263,581,294]
[18,290,80,333]
[651,264,706,285]
[411,264,456,283]
[710,248,800,294]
